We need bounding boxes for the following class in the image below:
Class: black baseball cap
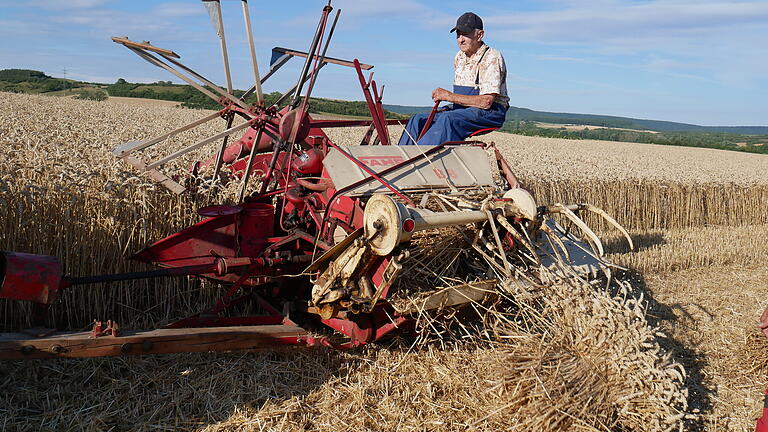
[450,12,483,33]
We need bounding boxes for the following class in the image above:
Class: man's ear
[476,29,485,42]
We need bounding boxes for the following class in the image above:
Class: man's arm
[432,88,496,110]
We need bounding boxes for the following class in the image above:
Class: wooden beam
[112,37,180,58]
[0,325,309,360]
[272,47,373,70]
[123,155,186,194]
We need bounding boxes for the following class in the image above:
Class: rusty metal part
[0,252,64,304]
[91,320,120,338]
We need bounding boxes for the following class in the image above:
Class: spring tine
[580,204,634,251]
[495,214,540,266]
[485,210,512,274]
[539,217,571,261]
[549,204,604,256]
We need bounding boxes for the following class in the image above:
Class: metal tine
[302,9,340,105]
[127,45,248,185]
[146,122,252,170]
[289,5,332,110]
[539,226,568,269]
[579,203,635,251]
[548,203,605,256]
[539,217,571,261]
[494,214,541,266]
[241,0,263,105]
[484,210,512,275]
[113,110,224,157]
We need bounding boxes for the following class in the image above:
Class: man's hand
[759,306,768,337]
[432,87,452,103]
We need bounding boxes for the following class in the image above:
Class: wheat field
[1,92,768,431]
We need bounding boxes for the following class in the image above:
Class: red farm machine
[0,1,633,359]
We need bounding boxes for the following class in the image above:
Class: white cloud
[151,3,206,18]
[485,1,768,47]
[25,0,111,10]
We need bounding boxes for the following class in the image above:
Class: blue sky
[1,0,766,126]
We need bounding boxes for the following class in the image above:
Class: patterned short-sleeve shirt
[453,43,509,107]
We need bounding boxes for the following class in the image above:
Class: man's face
[456,29,484,55]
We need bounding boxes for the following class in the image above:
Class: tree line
[500,121,768,155]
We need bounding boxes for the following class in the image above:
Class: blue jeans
[398,103,508,146]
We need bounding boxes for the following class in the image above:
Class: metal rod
[128,47,221,103]
[238,127,265,201]
[241,0,263,104]
[273,62,327,107]
[212,112,236,184]
[270,8,342,110]
[113,110,224,157]
[159,53,248,110]
[241,53,291,100]
[353,59,389,147]
[370,80,391,145]
[289,5,331,110]
[147,121,252,169]
[66,263,218,286]
[258,140,286,194]
[271,47,373,70]
[417,102,441,142]
[301,9,340,105]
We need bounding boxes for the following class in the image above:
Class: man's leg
[397,113,430,145]
[418,106,506,145]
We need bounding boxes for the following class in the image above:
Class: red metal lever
[416,102,441,143]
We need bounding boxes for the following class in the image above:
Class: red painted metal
[322,316,373,345]
[310,119,405,128]
[468,127,499,137]
[0,0,509,357]
[197,205,243,217]
[238,203,275,257]
[756,389,768,432]
[132,212,239,267]
[416,102,440,142]
[353,59,391,145]
[0,252,63,304]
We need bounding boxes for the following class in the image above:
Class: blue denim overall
[397,84,508,146]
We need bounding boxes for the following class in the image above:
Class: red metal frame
[0,1,527,356]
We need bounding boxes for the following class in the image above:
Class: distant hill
[384,104,768,134]
[3,68,766,154]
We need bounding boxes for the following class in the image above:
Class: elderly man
[398,12,509,146]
